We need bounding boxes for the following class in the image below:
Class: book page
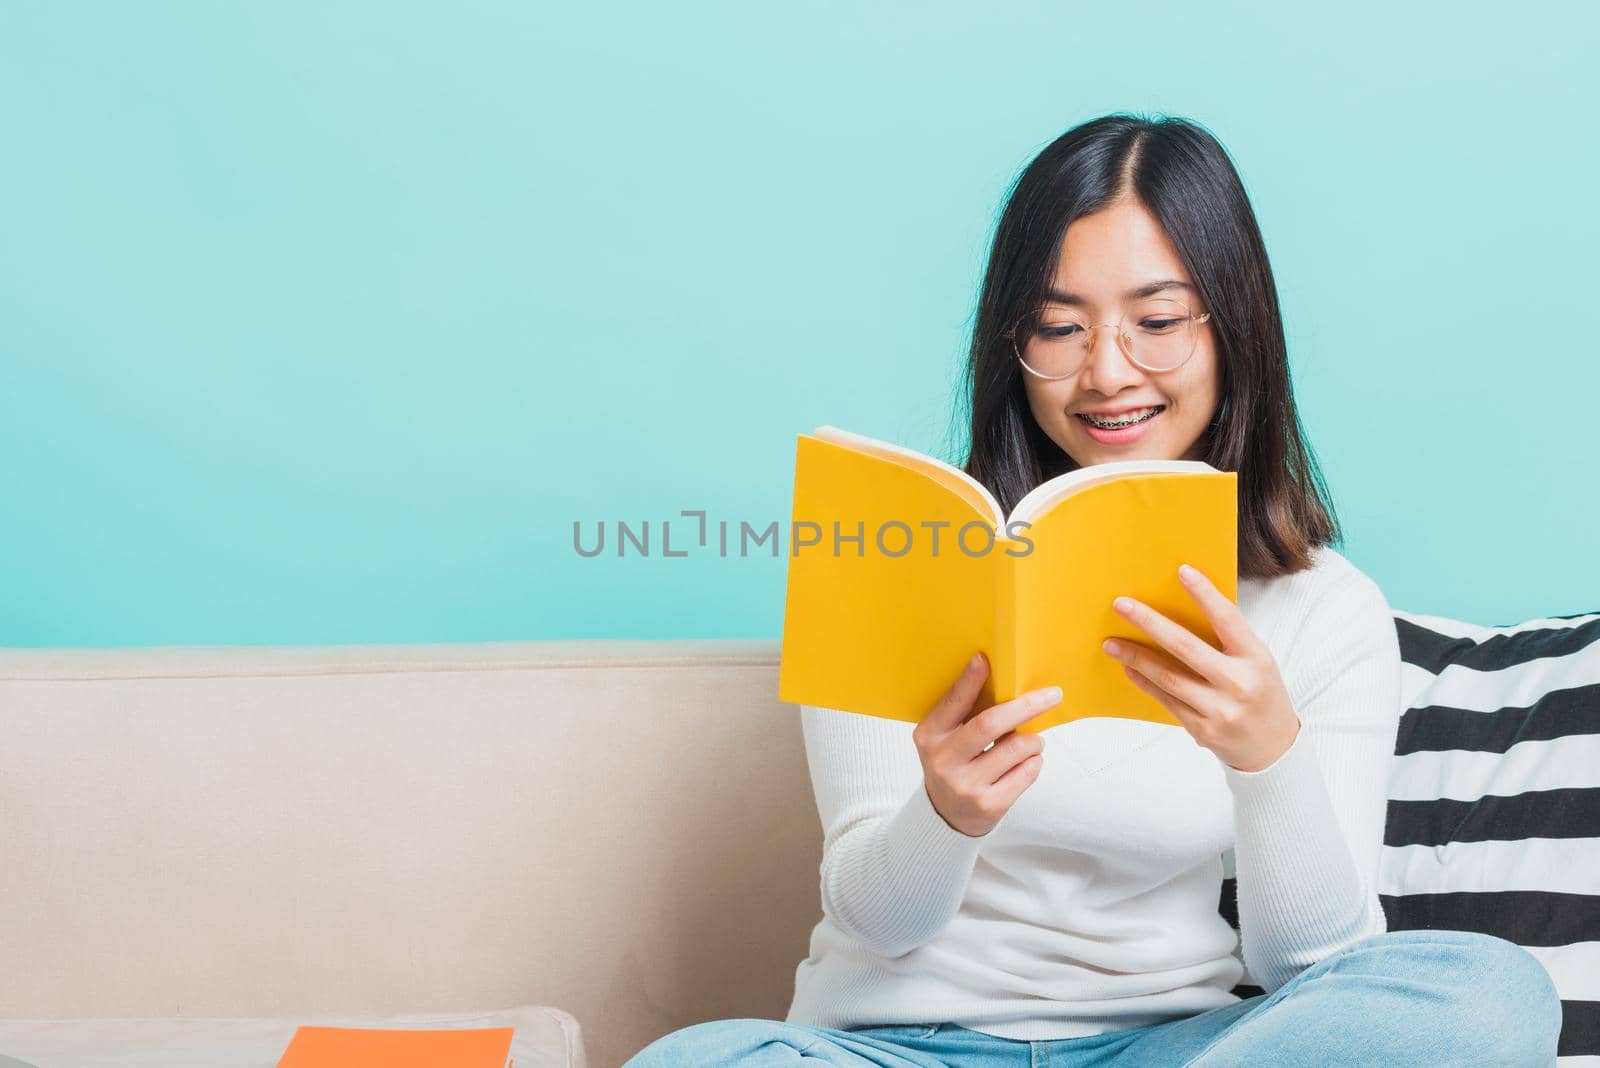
[1007,459,1219,529]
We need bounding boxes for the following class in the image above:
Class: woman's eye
[1038,323,1082,339]
[1139,317,1183,332]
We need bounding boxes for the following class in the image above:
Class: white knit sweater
[784,544,1402,1040]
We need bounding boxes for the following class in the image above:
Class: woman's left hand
[1101,563,1300,773]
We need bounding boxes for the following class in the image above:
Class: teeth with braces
[1082,407,1161,428]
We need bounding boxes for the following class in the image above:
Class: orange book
[276,1024,514,1067]
[778,425,1238,733]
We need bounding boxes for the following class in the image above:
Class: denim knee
[1418,931,1563,1064]
[625,1017,809,1067]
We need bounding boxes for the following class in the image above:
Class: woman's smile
[1076,404,1167,444]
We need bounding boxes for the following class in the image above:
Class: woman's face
[1021,197,1220,466]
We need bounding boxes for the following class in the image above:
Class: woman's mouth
[1075,405,1165,444]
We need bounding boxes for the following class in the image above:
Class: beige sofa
[0,640,816,1068]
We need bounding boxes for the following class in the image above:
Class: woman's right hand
[912,652,1063,837]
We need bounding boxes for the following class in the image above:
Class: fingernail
[1179,563,1198,583]
[970,653,984,670]
[1033,686,1063,708]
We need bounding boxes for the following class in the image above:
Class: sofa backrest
[0,640,814,1068]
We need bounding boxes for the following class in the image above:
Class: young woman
[627,114,1563,1066]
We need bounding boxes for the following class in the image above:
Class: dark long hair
[955,113,1340,579]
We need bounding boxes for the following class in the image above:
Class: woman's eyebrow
[1044,279,1193,305]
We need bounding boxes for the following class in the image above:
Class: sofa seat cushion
[0,1004,584,1068]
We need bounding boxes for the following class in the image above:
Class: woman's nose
[1076,324,1144,392]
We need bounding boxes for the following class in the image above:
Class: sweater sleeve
[799,703,986,958]
[1219,568,1401,993]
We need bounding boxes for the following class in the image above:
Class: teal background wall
[2,2,1595,647]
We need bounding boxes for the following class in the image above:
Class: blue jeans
[624,930,1563,1067]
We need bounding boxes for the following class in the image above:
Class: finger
[1177,563,1257,657]
[973,727,1044,785]
[955,685,1062,762]
[1112,640,1211,714]
[1113,596,1233,689]
[987,747,1044,806]
[1122,661,1201,726]
[925,652,990,731]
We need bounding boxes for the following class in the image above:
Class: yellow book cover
[777,425,1237,733]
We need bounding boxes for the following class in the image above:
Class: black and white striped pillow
[1219,608,1600,1064]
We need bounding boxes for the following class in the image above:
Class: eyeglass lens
[1013,297,1202,377]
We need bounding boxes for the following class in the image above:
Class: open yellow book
[777,425,1238,733]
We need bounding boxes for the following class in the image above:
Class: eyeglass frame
[1001,297,1213,380]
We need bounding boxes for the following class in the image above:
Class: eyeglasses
[1002,297,1212,380]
